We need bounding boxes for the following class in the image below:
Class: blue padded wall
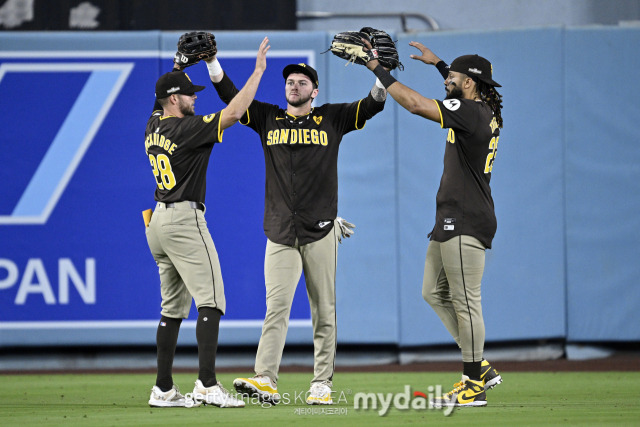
[1,27,638,347]
[564,27,640,341]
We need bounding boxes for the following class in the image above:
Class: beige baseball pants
[254,222,340,385]
[145,201,226,318]
[422,235,486,362]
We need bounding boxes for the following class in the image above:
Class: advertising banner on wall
[0,47,315,346]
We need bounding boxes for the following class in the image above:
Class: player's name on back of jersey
[266,129,329,146]
[145,133,177,154]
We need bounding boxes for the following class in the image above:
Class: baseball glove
[327,28,403,71]
[359,27,403,71]
[328,31,375,66]
[174,31,217,68]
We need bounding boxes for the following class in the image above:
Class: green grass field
[1,371,639,426]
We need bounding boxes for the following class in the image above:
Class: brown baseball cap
[282,63,319,87]
[449,54,501,87]
[155,70,205,99]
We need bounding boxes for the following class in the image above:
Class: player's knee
[422,286,436,305]
[422,286,449,308]
[265,298,294,318]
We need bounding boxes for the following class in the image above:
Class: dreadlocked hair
[476,80,503,128]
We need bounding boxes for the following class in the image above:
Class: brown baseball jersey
[144,110,223,204]
[431,98,499,249]
[214,73,384,246]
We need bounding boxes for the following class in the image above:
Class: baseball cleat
[233,376,280,405]
[192,380,245,408]
[431,376,487,407]
[480,359,503,390]
[148,384,187,407]
[306,381,333,405]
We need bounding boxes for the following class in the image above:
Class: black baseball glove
[174,31,217,68]
[359,27,403,71]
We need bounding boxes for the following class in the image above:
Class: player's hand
[255,37,270,73]
[409,41,441,65]
[361,37,389,71]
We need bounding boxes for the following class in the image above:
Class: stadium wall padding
[0,27,637,348]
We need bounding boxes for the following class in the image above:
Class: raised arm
[409,41,442,65]
[205,54,225,84]
[409,41,449,79]
[363,39,441,123]
[370,79,387,102]
[206,55,241,105]
[219,37,270,130]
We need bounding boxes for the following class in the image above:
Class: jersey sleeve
[241,98,281,134]
[212,72,240,104]
[212,71,275,135]
[327,92,385,135]
[180,112,224,148]
[435,99,479,133]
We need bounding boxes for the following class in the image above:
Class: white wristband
[206,58,223,77]
[375,78,385,89]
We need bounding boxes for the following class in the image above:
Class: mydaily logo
[0,61,133,225]
[354,385,454,416]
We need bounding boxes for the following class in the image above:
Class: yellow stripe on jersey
[218,109,224,142]
[240,108,251,126]
[433,99,444,128]
[355,99,365,130]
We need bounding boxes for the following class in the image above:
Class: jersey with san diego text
[431,98,500,249]
[213,73,384,246]
[145,110,223,204]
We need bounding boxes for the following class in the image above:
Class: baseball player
[202,48,387,405]
[145,37,270,408]
[363,41,504,407]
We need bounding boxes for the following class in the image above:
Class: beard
[178,97,195,116]
[287,92,313,107]
[445,84,463,100]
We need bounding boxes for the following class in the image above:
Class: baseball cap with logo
[449,54,501,87]
[282,63,319,88]
[155,70,206,99]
